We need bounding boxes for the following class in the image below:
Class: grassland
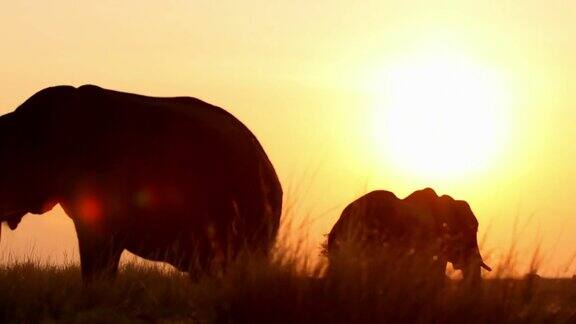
[1,246,576,324]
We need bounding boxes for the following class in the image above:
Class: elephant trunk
[461,251,491,282]
[462,263,481,281]
[0,211,27,242]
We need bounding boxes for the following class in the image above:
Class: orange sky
[1,1,575,276]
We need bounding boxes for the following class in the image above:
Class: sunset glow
[372,53,510,179]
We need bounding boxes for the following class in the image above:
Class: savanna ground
[2,222,576,323]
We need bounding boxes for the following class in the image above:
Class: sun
[371,53,509,180]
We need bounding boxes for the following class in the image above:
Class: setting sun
[372,53,510,179]
[3,1,576,321]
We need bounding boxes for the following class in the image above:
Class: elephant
[0,84,283,281]
[326,188,490,281]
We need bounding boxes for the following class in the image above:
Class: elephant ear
[0,86,75,220]
[7,216,22,230]
[453,200,479,233]
[2,211,27,230]
[437,195,478,235]
[429,194,452,233]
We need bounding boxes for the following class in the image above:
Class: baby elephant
[327,188,491,281]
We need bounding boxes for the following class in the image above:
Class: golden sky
[1,1,575,275]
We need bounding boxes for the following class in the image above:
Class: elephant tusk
[481,262,492,271]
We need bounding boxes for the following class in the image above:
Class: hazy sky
[1,1,575,275]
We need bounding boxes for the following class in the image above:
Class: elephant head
[404,188,491,280]
[0,87,71,240]
[438,196,491,280]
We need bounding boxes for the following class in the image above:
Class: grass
[2,242,576,324]
[1,213,575,323]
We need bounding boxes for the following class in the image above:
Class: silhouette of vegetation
[1,226,576,323]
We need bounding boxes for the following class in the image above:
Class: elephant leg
[192,227,226,276]
[74,224,124,282]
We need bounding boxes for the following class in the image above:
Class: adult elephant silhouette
[0,85,283,281]
[327,188,490,281]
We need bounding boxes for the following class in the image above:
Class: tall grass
[1,220,576,323]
